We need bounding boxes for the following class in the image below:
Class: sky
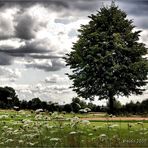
[0,0,147,105]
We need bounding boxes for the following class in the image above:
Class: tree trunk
[108,92,114,115]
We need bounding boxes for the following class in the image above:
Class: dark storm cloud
[55,18,72,24]
[0,0,69,9]
[123,0,148,5]
[0,52,12,65]
[3,0,147,16]
[29,54,63,59]
[117,0,148,29]
[0,0,147,68]
[0,0,102,42]
[70,0,100,11]
[134,17,148,29]
[15,14,36,40]
[0,40,49,57]
[14,8,48,40]
[0,0,100,11]
[119,0,148,16]
[0,9,15,40]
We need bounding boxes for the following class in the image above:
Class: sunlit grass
[0,110,147,147]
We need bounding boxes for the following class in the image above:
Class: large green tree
[65,3,148,114]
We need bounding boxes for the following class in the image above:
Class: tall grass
[0,110,147,147]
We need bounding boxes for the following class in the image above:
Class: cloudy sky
[0,0,147,105]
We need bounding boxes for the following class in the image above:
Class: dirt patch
[81,117,148,121]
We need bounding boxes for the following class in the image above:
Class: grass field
[0,110,148,147]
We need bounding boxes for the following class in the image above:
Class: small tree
[28,98,42,110]
[65,3,148,114]
[0,86,19,108]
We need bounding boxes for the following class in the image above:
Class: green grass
[0,110,147,147]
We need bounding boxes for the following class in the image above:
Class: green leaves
[64,3,148,101]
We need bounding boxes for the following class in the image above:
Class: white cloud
[0,67,21,82]
[0,3,88,69]
[0,81,76,103]
[45,74,61,83]
[25,58,65,71]
[0,38,25,49]
[15,4,51,40]
[139,29,148,47]
[45,74,68,83]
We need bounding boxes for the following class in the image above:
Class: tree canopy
[0,86,19,108]
[65,3,148,114]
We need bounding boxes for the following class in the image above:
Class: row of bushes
[0,86,147,115]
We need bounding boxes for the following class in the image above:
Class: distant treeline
[0,86,147,115]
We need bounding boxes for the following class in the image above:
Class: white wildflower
[109,124,119,128]
[0,142,4,145]
[0,115,9,119]
[93,126,102,130]
[99,134,107,142]
[45,125,53,129]
[140,132,144,135]
[70,116,80,126]
[5,139,14,143]
[28,142,36,146]
[81,120,90,125]
[50,138,60,142]
[99,134,107,139]
[143,131,148,135]
[84,107,91,112]
[128,123,133,128]
[8,127,13,131]
[3,126,8,129]
[69,131,77,135]
[35,109,44,113]
[51,112,58,117]
[71,116,80,121]
[79,109,87,113]
[18,140,24,144]
[137,122,143,125]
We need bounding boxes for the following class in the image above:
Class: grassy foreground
[0,110,148,147]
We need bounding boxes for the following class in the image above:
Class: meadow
[0,110,148,147]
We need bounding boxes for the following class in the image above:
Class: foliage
[64,3,148,114]
[122,99,148,115]
[71,97,87,113]
[28,98,42,110]
[0,86,19,108]
[0,86,148,115]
